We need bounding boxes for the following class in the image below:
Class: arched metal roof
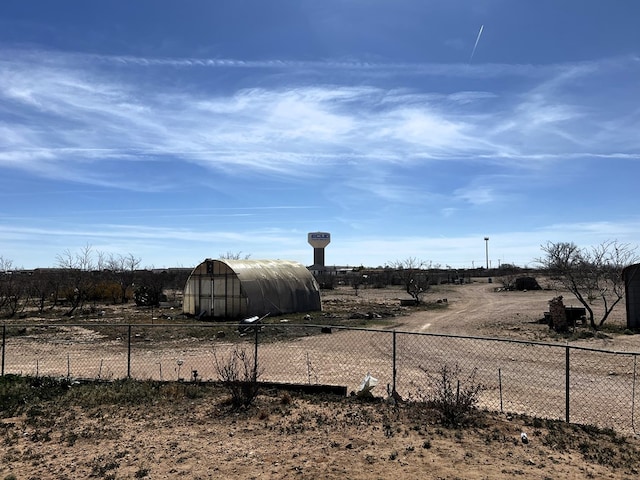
[183,259,321,319]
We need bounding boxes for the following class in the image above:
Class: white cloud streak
[469,24,484,62]
[0,49,638,197]
[23,49,566,78]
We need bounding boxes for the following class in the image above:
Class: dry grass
[2,377,640,479]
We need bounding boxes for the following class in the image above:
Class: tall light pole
[484,237,489,270]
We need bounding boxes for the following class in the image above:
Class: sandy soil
[2,386,640,480]
[2,277,640,479]
[336,279,621,330]
[330,278,635,348]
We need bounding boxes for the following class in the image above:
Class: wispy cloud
[34,49,567,78]
[454,186,497,206]
[0,222,304,246]
[1,48,638,198]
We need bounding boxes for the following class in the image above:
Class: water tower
[308,232,331,267]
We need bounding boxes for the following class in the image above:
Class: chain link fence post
[253,324,259,383]
[565,344,570,423]
[1,324,5,377]
[392,330,397,396]
[633,356,637,434]
[127,324,132,379]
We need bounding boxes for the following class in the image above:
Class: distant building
[183,259,321,319]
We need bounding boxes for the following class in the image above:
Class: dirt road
[349,279,636,349]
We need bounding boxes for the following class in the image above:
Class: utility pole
[484,237,489,270]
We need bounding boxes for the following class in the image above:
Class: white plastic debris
[521,432,529,444]
[356,373,379,397]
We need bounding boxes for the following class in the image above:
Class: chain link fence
[2,323,639,434]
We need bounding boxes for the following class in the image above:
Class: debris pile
[547,296,568,332]
[515,277,541,291]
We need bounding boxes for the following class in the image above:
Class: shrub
[1,375,73,417]
[133,285,161,306]
[420,364,485,427]
[213,346,262,408]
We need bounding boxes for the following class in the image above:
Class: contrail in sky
[469,24,484,62]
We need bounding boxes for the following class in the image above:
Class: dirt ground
[327,278,637,349]
[329,278,626,336]
[2,386,640,480]
[3,277,640,479]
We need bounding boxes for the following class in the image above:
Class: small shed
[183,259,321,319]
[624,263,640,329]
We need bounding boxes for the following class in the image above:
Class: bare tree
[538,240,638,329]
[28,269,57,314]
[133,270,166,307]
[389,257,434,305]
[219,251,251,260]
[56,244,97,316]
[0,256,12,273]
[0,256,26,317]
[0,256,12,314]
[106,253,142,303]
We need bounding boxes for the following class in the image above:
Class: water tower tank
[308,232,330,267]
[624,264,640,329]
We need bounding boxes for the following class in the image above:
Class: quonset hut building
[183,259,321,319]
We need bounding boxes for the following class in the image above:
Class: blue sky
[1,0,639,269]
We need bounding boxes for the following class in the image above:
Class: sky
[1,0,639,270]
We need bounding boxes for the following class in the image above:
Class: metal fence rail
[2,323,639,435]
